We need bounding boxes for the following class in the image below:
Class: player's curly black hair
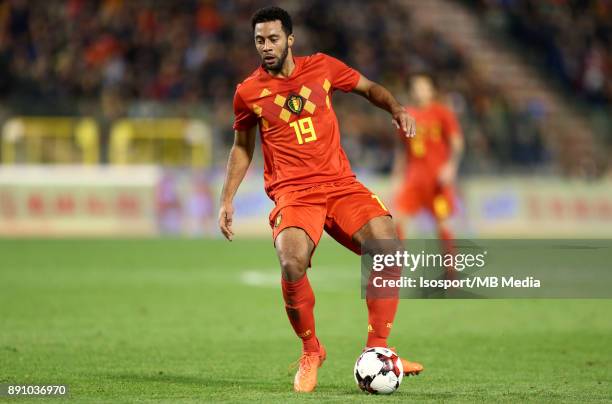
[251,6,293,35]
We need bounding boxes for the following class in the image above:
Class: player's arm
[438,132,464,186]
[352,75,416,137]
[438,106,464,186]
[219,126,257,241]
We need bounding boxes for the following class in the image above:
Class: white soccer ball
[354,347,404,394]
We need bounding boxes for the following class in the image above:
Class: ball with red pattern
[354,347,404,394]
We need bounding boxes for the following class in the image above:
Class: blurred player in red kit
[218,6,423,393]
[392,73,464,258]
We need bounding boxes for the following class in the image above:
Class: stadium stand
[0,0,609,175]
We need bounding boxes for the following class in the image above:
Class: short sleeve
[324,54,361,93]
[233,89,257,131]
[440,106,462,139]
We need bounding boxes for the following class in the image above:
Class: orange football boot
[389,347,424,376]
[293,343,327,392]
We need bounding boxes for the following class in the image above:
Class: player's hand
[391,107,416,138]
[218,203,235,241]
[438,162,457,186]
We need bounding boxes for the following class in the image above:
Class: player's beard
[262,44,289,73]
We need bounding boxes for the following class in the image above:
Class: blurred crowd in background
[0,0,609,175]
[473,0,612,105]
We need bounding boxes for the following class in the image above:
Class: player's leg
[323,180,423,375]
[352,215,402,349]
[275,227,319,351]
[275,227,326,392]
[392,178,422,240]
[353,215,424,376]
[324,183,400,348]
[269,191,327,392]
[435,216,457,280]
[431,190,457,278]
[436,216,455,255]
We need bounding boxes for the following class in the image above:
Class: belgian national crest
[286,94,305,115]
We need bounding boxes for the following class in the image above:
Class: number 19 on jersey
[290,117,317,145]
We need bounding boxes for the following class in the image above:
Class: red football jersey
[403,102,462,175]
[233,53,360,200]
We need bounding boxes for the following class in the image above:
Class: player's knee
[355,217,401,253]
[279,254,308,281]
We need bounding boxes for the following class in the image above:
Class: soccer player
[392,73,464,259]
[219,7,423,392]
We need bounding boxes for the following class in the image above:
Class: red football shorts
[268,178,391,255]
[394,172,455,220]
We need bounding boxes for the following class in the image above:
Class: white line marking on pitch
[240,267,356,288]
[240,270,279,287]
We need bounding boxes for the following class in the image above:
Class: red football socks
[440,227,456,256]
[282,271,400,350]
[281,275,319,353]
[440,226,457,278]
[366,296,399,348]
[365,260,401,348]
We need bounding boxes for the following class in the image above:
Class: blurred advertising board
[179,172,612,238]
[322,174,612,238]
[0,165,248,238]
[0,166,610,238]
[460,177,612,237]
[0,166,159,236]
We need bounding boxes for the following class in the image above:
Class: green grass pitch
[0,238,610,403]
